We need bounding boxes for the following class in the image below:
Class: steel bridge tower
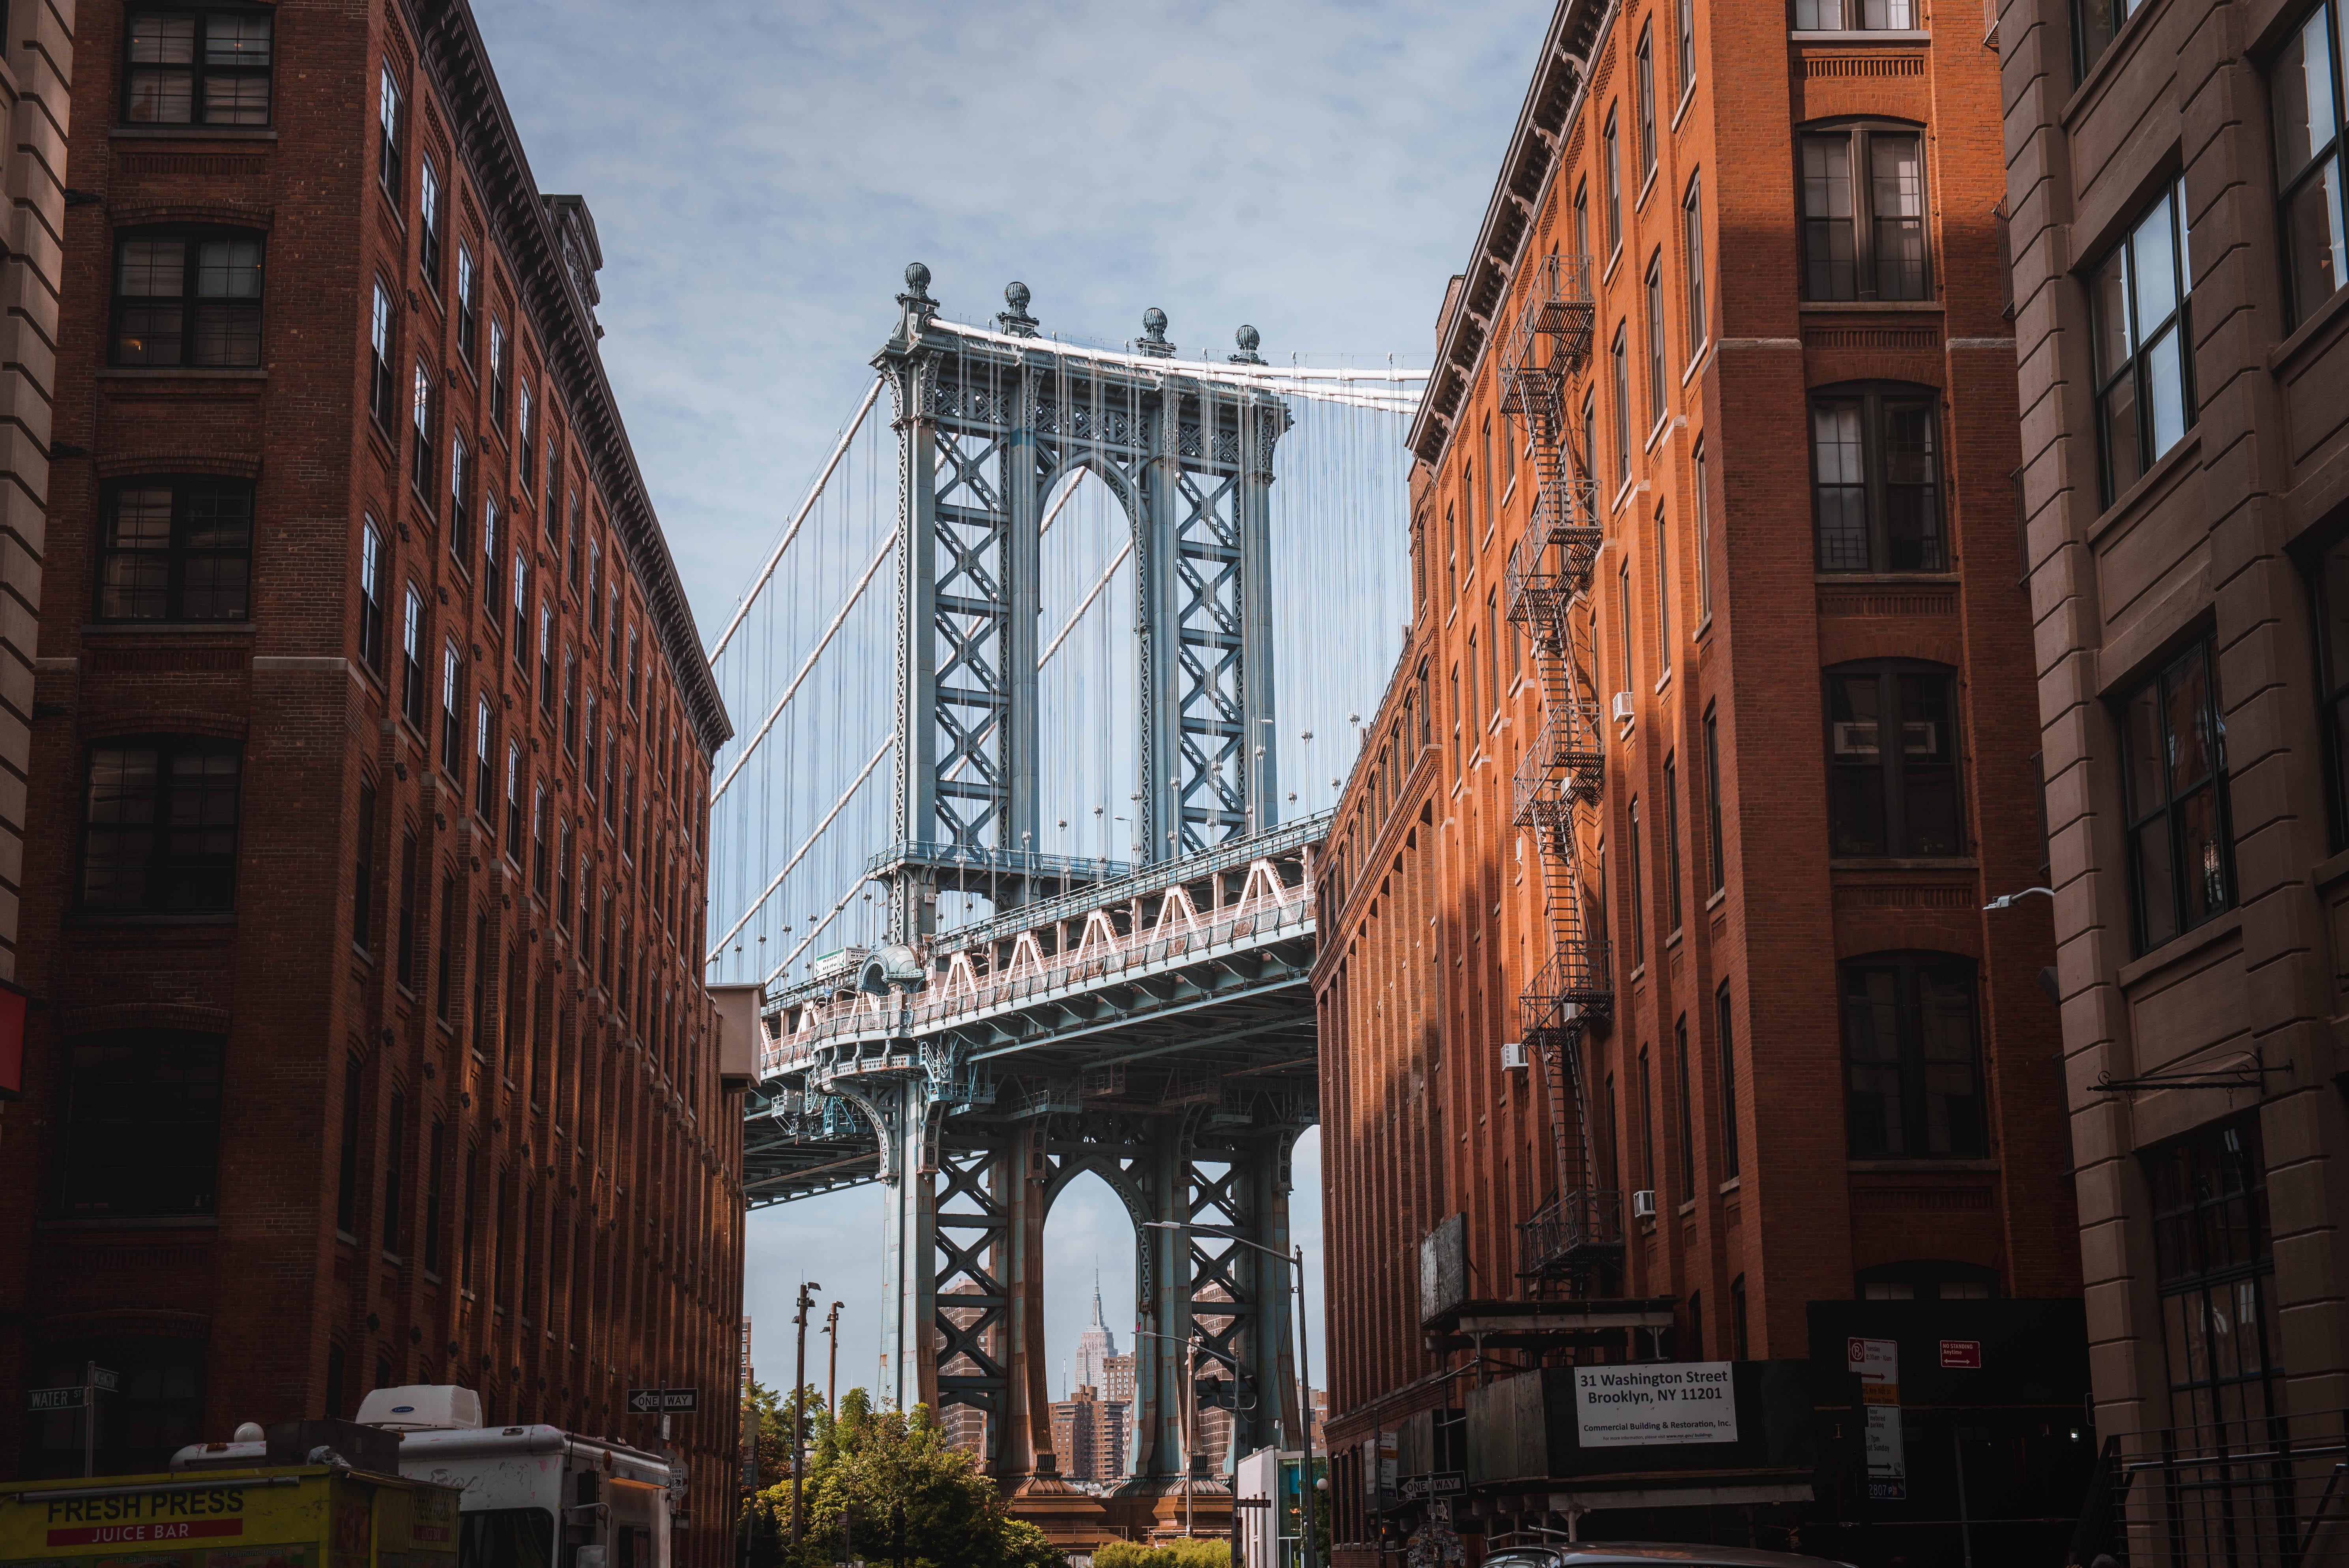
[823,266,1308,1522]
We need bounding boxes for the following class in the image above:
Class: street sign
[1400,1471,1466,1499]
[1940,1340,1982,1370]
[625,1388,699,1414]
[26,1387,84,1412]
[1848,1336,1899,1405]
[90,1366,119,1393]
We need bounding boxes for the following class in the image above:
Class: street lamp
[1132,1327,1205,1537]
[1146,1220,1320,1568]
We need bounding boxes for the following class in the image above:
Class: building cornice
[1406,0,1614,470]
[412,0,734,758]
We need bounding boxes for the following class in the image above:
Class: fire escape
[1498,251,1619,1297]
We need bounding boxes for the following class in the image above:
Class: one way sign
[627,1388,699,1414]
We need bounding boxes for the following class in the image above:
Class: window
[557,820,572,927]
[353,782,376,952]
[2075,0,2148,79]
[1610,324,1631,488]
[1716,983,1739,1178]
[1574,181,1591,259]
[1796,0,1916,24]
[459,1144,479,1289]
[395,830,417,989]
[2092,180,2194,502]
[2121,638,2234,950]
[1811,386,1943,572]
[58,1031,225,1216]
[482,496,501,612]
[96,479,251,622]
[1603,108,1624,256]
[411,358,435,496]
[382,1088,405,1249]
[357,516,385,671]
[2315,536,2349,846]
[456,244,479,364]
[1615,561,1634,697]
[440,641,462,772]
[1675,0,1697,99]
[489,319,509,431]
[1826,662,1961,857]
[511,554,527,663]
[588,540,602,633]
[422,1116,445,1272]
[606,588,621,668]
[1693,441,1714,624]
[80,738,241,913]
[124,7,272,125]
[1645,253,1667,427]
[1663,754,1682,932]
[518,384,535,487]
[1800,124,1928,301]
[538,601,554,713]
[474,698,492,820]
[1655,507,1673,679]
[401,585,427,729]
[2275,7,2349,327]
[627,626,640,709]
[584,692,599,797]
[532,785,548,898]
[377,61,402,195]
[562,650,578,753]
[112,228,263,367]
[418,156,448,295]
[1675,1017,1694,1199]
[434,876,456,1023]
[1628,796,1646,965]
[2151,1117,2278,1430]
[1842,952,1986,1158]
[504,743,521,859]
[1703,707,1726,894]
[449,434,471,562]
[369,280,396,427]
[1636,25,1657,183]
[335,1057,363,1236]
[1683,174,1707,356]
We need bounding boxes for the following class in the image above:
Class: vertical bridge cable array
[1498,249,1620,1295]
[702,298,1427,998]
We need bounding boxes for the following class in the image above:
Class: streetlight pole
[1132,1327,1204,1537]
[824,1300,843,1418]
[792,1281,822,1546]
[1146,1221,1321,1568]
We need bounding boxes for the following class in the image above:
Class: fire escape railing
[1498,250,1619,1295]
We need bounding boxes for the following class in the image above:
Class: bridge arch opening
[1042,1164,1140,1486]
[1035,466,1138,868]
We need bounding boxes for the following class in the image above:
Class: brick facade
[2003,0,2349,1497]
[1315,0,2080,1554]
[0,4,744,1562]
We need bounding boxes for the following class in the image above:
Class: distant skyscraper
[1074,1271,1118,1392]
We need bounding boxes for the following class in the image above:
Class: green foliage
[739,1389,1067,1568]
[1092,1541,1229,1568]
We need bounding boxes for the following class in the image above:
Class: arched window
[1810,383,1944,573]
[1825,659,1962,857]
[1842,951,1986,1159]
[1798,120,1929,301]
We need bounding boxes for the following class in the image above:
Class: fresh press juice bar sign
[1573,1362,1739,1447]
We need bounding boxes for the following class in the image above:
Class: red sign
[1940,1340,1982,1370]
[49,1522,244,1547]
[0,979,24,1100]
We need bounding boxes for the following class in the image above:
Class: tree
[743,1389,1065,1568]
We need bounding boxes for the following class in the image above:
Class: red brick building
[0,2,745,1559]
[1315,0,2084,1557]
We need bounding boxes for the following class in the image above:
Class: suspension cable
[707,376,883,666]
[706,735,893,964]
[710,532,896,804]
[765,876,868,989]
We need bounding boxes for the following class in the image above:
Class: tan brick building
[2003,0,2349,1551]
[1316,0,2087,1557]
[0,4,744,1562]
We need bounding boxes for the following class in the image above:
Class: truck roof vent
[356,1385,485,1432]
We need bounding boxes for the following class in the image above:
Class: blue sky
[472,0,1550,1415]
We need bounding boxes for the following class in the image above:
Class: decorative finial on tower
[1137,306,1174,357]
[1230,324,1265,365]
[998,279,1039,337]
[895,262,938,340]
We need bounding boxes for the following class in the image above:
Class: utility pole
[792,1280,822,1545]
[1293,1245,1320,1568]
[824,1300,843,1417]
[1184,1334,1198,1538]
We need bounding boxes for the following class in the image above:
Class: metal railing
[1511,699,1604,829]
[867,839,1133,885]
[2076,1410,2349,1566]
[1522,934,1614,1030]
[1517,1188,1624,1278]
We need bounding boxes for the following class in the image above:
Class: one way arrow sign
[627,1388,699,1414]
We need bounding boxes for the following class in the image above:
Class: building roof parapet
[414,0,732,756]
[1408,0,1615,471]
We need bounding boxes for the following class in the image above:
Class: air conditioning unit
[1612,692,1636,723]
[1500,1040,1529,1070]
[1631,1189,1658,1220]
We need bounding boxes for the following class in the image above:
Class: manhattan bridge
[699,264,1546,1534]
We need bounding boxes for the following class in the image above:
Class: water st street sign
[25,1387,84,1412]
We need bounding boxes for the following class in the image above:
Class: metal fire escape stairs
[1498,252,1621,1297]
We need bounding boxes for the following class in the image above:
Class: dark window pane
[2165,650,2215,791]
[1842,966,1904,1156]
[1882,400,1943,569]
[1812,400,1869,570]
[1827,674,1887,854]
[100,486,174,620]
[58,1033,224,1216]
[2134,819,2179,949]
[1916,965,1983,1155]
[1802,136,1857,300]
[2284,165,2347,325]
[2101,373,2143,497]
[2174,782,2229,927]
[1870,133,1928,299]
[124,13,195,123]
